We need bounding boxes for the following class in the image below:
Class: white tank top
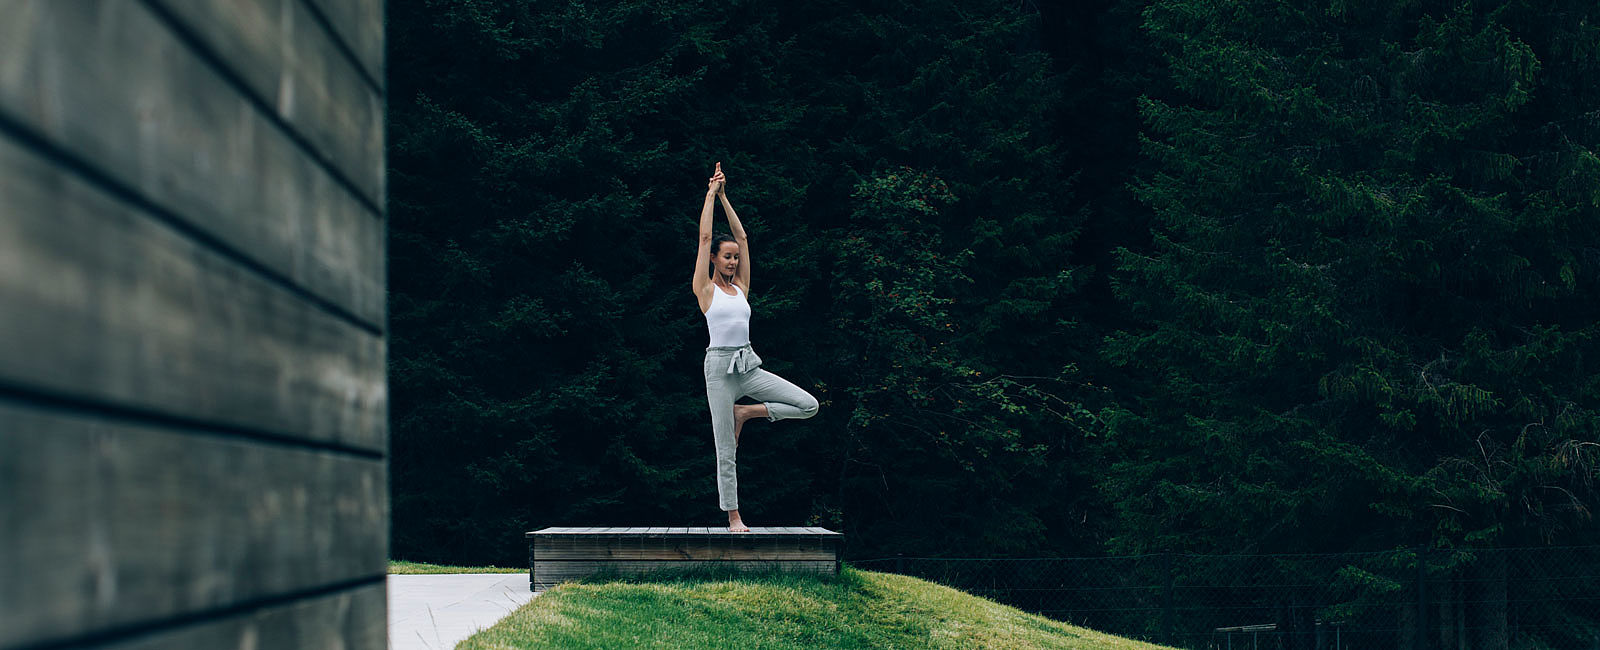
[704,282,751,347]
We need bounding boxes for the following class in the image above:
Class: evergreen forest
[387,0,1600,568]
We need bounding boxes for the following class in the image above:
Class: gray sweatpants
[703,344,819,511]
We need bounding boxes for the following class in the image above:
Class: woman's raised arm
[717,177,750,293]
[692,164,724,311]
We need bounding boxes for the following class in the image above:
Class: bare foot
[728,510,750,533]
[733,403,766,446]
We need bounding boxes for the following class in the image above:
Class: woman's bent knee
[798,394,820,418]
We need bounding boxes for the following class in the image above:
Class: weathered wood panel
[145,0,385,206]
[300,0,384,89]
[96,583,386,650]
[534,537,837,561]
[0,0,384,327]
[534,561,838,591]
[0,0,386,646]
[527,527,844,591]
[528,526,844,539]
[0,404,386,649]
[0,135,386,451]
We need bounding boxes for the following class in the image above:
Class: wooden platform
[526,527,844,592]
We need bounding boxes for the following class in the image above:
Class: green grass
[456,566,1173,649]
[388,560,525,575]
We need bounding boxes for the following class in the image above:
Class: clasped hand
[707,161,727,195]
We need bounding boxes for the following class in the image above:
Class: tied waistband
[706,343,763,374]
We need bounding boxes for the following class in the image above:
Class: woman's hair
[708,233,738,277]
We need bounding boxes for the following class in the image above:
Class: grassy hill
[456,566,1173,649]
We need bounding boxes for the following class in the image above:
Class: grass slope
[458,567,1171,649]
[389,560,525,574]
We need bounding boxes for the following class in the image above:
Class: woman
[693,162,819,532]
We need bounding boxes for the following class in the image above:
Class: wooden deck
[526,527,844,592]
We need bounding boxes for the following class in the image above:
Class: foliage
[387,0,1600,573]
[1103,0,1600,554]
[388,0,1090,565]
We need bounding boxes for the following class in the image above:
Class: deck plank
[534,541,833,561]
[526,527,842,537]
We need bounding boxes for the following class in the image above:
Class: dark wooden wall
[0,1,387,648]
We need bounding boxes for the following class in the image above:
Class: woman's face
[714,241,740,278]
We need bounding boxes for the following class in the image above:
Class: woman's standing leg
[704,358,741,513]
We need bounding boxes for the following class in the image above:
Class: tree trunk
[1468,553,1509,650]
[1437,568,1459,650]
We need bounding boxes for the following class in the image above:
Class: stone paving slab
[388,574,535,650]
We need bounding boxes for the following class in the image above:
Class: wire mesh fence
[852,545,1600,649]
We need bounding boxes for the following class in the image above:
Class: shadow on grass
[573,563,862,591]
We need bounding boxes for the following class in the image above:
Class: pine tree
[1105,0,1600,557]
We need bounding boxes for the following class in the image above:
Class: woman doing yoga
[693,162,820,533]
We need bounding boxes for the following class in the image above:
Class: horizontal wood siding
[0,135,386,452]
[0,405,386,648]
[300,0,384,89]
[144,0,385,206]
[0,0,386,647]
[96,583,386,650]
[0,1,385,328]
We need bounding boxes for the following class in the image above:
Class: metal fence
[853,545,1600,649]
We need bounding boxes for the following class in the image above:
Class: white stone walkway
[388,574,537,650]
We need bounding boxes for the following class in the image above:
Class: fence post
[895,553,904,575]
[1416,545,1430,650]
[1161,552,1176,644]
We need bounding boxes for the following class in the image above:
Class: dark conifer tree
[1104,0,1600,556]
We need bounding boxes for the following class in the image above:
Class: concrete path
[388,574,537,650]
